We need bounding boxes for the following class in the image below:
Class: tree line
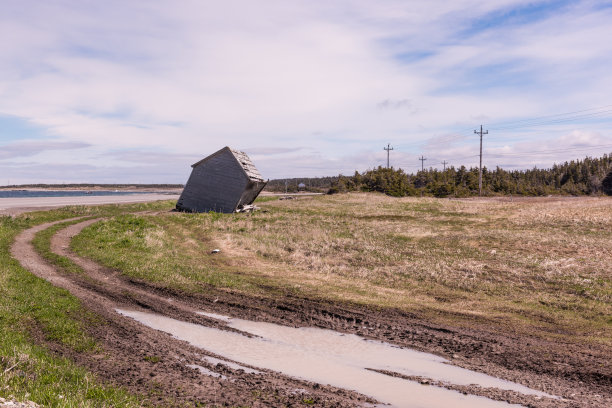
[268,153,612,197]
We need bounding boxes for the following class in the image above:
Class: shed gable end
[177,149,249,213]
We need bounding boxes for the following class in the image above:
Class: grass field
[70,193,612,345]
[0,201,175,407]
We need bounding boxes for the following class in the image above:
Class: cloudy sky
[1,0,612,184]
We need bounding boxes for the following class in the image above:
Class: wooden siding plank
[177,149,249,213]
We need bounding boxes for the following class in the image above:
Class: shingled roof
[191,147,264,182]
[227,148,265,182]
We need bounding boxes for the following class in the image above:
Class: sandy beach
[0,193,179,216]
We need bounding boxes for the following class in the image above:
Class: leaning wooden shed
[176,147,267,213]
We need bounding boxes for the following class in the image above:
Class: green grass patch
[254,195,280,203]
[143,355,161,363]
[0,330,141,407]
[71,212,290,296]
[32,219,92,276]
[0,200,177,406]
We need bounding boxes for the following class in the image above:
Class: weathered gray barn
[176,147,267,213]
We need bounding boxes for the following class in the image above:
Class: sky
[1,0,612,184]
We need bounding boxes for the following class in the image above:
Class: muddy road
[10,219,611,407]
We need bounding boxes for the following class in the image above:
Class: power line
[491,110,612,131]
[379,104,612,174]
[475,125,488,196]
[392,144,611,170]
[489,104,612,129]
[484,143,612,157]
[418,155,427,171]
[383,143,394,168]
[447,104,612,138]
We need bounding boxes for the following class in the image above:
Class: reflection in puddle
[118,309,553,408]
[187,364,227,379]
[197,311,233,323]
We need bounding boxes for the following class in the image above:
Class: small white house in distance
[176,147,267,213]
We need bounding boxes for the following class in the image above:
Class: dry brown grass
[74,194,612,344]
[215,194,612,342]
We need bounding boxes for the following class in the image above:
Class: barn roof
[191,147,264,182]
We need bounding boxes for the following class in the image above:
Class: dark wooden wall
[176,149,248,213]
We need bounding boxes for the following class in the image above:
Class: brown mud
[10,219,612,407]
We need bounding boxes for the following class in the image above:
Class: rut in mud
[12,219,372,407]
[10,218,612,407]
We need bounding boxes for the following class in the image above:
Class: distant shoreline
[0,192,180,216]
[0,185,184,194]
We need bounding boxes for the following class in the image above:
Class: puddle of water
[202,356,262,374]
[228,319,550,396]
[117,309,552,408]
[196,311,233,323]
[187,364,227,379]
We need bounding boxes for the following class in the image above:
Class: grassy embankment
[0,201,175,407]
[69,193,612,346]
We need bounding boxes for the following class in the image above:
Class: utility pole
[441,160,448,171]
[419,156,427,171]
[474,125,488,196]
[383,143,394,168]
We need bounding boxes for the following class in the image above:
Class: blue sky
[1,0,612,184]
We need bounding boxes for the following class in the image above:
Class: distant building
[176,147,267,213]
[298,182,306,190]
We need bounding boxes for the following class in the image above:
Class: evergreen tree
[274,153,612,197]
[602,168,612,196]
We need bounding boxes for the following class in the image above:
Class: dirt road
[11,219,372,407]
[9,219,611,407]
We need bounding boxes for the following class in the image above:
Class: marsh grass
[71,194,611,344]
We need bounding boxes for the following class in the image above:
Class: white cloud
[0,140,90,159]
[0,0,611,183]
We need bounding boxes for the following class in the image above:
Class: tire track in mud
[10,218,611,408]
[11,219,375,407]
